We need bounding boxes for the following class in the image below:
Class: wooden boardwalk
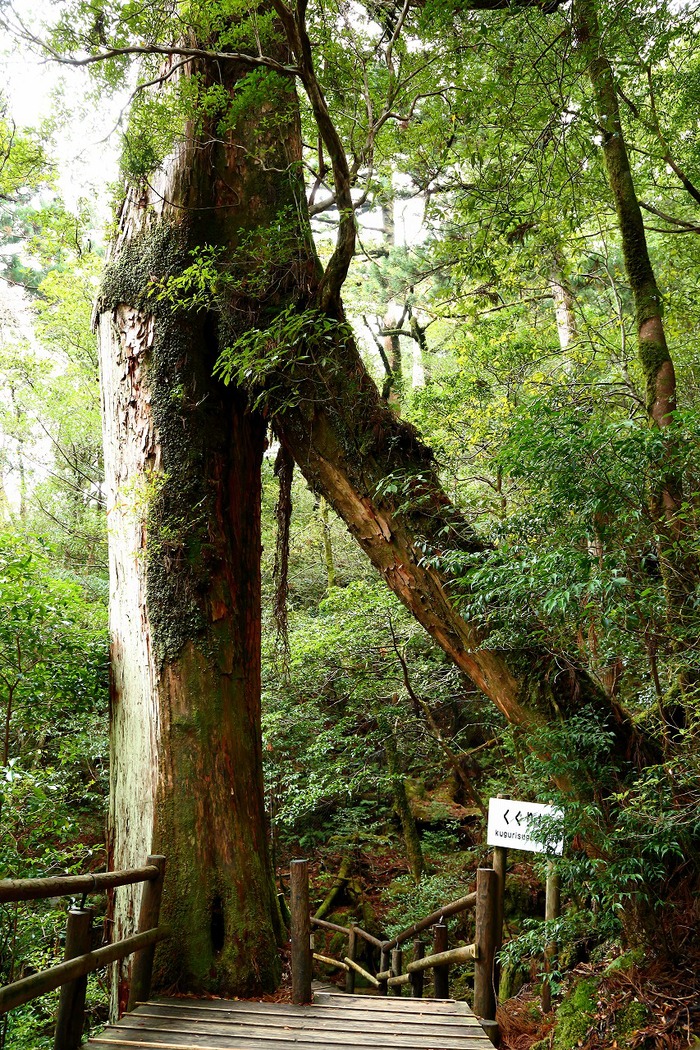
[87,989,495,1049]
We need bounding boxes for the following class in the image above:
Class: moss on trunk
[385,733,424,883]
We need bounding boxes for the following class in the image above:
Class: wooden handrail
[352,925,383,949]
[384,890,477,950]
[310,893,479,998]
[0,927,168,1014]
[304,860,501,1032]
[410,941,478,973]
[310,916,349,936]
[0,865,161,904]
[313,952,349,972]
[1,854,167,1050]
[382,943,477,989]
[343,956,380,988]
[307,856,507,1046]
[310,889,477,954]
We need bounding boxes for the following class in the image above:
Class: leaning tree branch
[617,56,700,210]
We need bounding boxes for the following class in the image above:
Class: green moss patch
[552,977,598,1050]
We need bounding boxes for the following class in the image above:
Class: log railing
[290,849,507,1045]
[0,855,167,1050]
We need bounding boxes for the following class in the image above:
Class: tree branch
[644,63,700,208]
[639,201,700,234]
[0,18,301,77]
[271,0,356,311]
[438,0,563,9]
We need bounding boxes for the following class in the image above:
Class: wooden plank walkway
[87,989,495,1049]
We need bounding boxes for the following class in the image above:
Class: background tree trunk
[385,729,424,883]
[573,0,697,619]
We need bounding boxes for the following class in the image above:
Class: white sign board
[487,797,564,855]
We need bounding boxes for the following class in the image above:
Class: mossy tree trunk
[573,0,697,619]
[96,51,313,1008]
[385,731,424,883]
[573,0,672,424]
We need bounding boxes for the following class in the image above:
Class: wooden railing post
[345,928,357,994]
[410,939,424,998]
[53,907,93,1050]
[127,855,166,1011]
[492,846,507,999]
[432,922,449,999]
[389,948,403,997]
[541,861,560,1014]
[378,943,390,995]
[474,867,498,1035]
[290,859,312,1005]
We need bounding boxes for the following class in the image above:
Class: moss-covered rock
[405,777,480,823]
[613,1000,649,1048]
[603,949,643,975]
[499,960,529,1003]
[552,977,597,1050]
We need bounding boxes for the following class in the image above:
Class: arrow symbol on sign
[515,811,523,826]
[503,809,510,825]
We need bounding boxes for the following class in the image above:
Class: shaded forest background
[1,0,700,1046]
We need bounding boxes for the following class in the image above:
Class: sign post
[486,797,564,856]
[487,798,564,1017]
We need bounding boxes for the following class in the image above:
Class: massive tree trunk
[96,52,312,1005]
